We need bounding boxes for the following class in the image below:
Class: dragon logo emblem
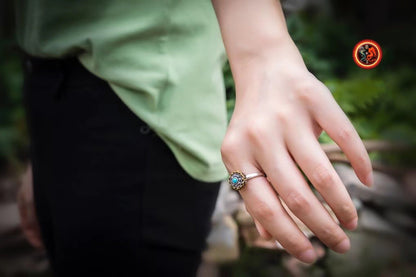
[353,39,382,69]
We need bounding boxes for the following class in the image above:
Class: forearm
[212,0,306,91]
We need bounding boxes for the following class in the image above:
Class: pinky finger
[309,85,373,186]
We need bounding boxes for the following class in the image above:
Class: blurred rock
[210,181,241,222]
[402,171,416,202]
[352,198,363,212]
[203,215,239,263]
[359,209,405,237]
[384,210,416,233]
[334,164,414,210]
[0,176,19,203]
[202,181,241,263]
[326,228,416,277]
[0,203,19,236]
[197,261,219,277]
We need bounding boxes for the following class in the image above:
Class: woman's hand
[221,58,372,263]
[213,0,373,264]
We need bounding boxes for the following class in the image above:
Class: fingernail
[334,238,350,253]
[365,171,373,187]
[344,218,358,230]
[299,249,317,264]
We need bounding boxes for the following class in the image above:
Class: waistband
[23,55,105,87]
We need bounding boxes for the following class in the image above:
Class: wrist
[231,42,309,100]
[229,38,307,86]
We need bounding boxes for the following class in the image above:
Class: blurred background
[1,0,415,276]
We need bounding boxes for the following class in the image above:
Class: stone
[334,164,414,210]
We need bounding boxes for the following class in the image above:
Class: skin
[212,0,373,264]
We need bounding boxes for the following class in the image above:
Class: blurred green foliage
[0,40,26,172]
[0,0,27,172]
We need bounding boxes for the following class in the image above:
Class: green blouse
[15,0,229,182]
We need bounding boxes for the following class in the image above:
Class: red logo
[352,39,382,69]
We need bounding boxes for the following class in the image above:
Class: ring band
[228,170,266,191]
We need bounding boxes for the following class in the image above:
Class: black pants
[23,56,221,276]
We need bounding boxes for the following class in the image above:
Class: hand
[221,49,372,263]
[213,0,372,263]
[17,164,44,249]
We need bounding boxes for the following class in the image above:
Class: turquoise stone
[232,177,238,184]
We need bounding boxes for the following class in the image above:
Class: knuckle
[220,134,239,158]
[295,81,318,104]
[311,164,337,190]
[256,225,272,239]
[252,201,275,221]
[283,233,310,255]
[340,204,357,221]
[318,224,337,241]
[285,191,311,215]
[246,121,267,141]
[341,203,356,215]
[357,153,368,165]
[337,126,355,142]
[357,154,372,174]
[318,224,344,247]
[274,108,292,124]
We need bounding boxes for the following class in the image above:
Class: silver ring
[228,170,266,191]
[245,172,265,180]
